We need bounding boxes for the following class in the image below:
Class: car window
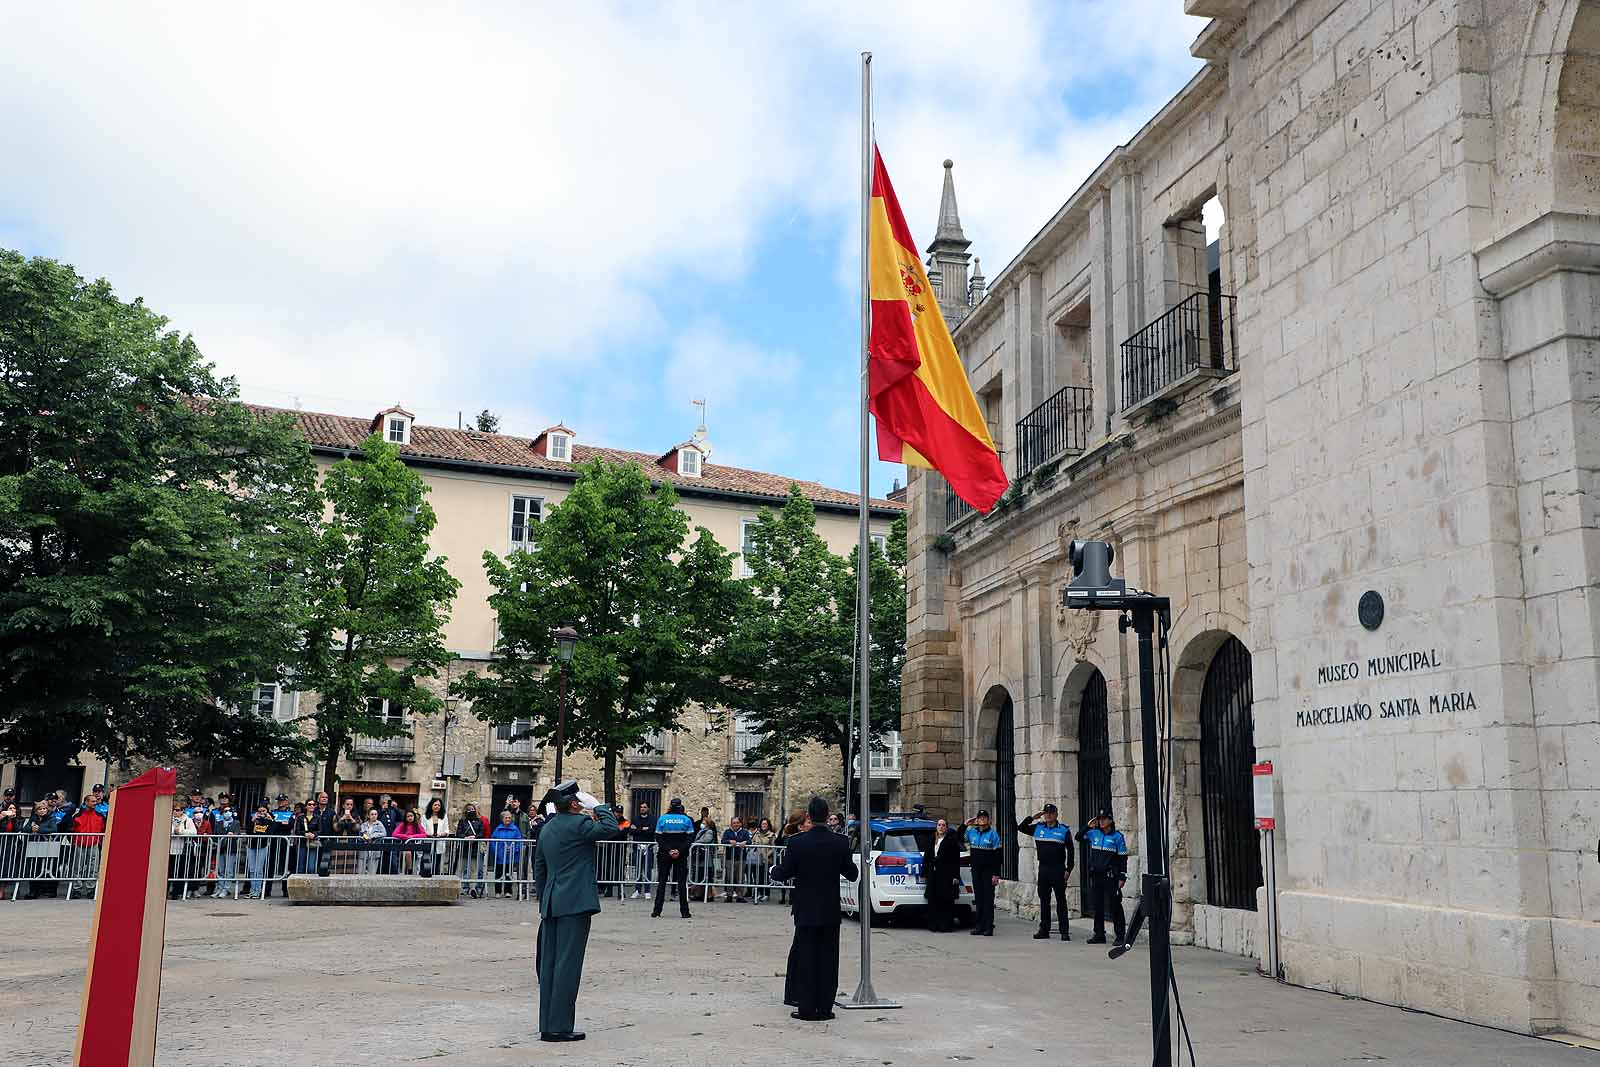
[880,828,932,854]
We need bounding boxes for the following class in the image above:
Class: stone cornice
[1476,211,1600,297]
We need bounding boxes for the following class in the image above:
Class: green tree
[0,250,320,786]
[726,488,906,795]
[296,433,460,794]
[475,409,500,433]
[453,458,743,804]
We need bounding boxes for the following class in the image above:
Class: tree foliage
[475,409,500,433]
[725,488,906,794]
[295,433,459,793]
[453,458,743,804]
[0,250,320,784]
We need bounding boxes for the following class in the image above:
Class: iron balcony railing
[945,483,977,528]
[733,731,766,765]
[1120,290,1237,410]
[350,734,414,758]
[488,735,540,763]
[1015,384,1092,478]
[626,730,671,763]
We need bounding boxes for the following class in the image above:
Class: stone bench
[286,874,462,905]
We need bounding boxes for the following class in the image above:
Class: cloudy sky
[2,2,1208,496]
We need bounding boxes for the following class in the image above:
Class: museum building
[898,0,1600,1040]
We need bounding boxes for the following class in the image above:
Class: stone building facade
[113,405,901,831]
[901,0,1599,1041]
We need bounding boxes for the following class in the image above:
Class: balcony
[732,731,768,767]
[350,734,414,758]
[853,732,903,778]
[1015,384,1092,478]
[1120,291,1236,411]
[626,730,672,766]
[488,735,540,764]
[945,481,977,528]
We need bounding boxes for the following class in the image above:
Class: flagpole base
[839,981,902,1010]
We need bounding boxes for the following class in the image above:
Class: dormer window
[537,424,576,461]
[679,448,702,477]
[549,433,570,461]
[373,405,415,445]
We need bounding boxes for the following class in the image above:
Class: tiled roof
[250,404,903,512]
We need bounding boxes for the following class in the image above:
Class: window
[733,713,764,764]
[740,518,759,577]
[679,448,701,477]
[510,495,542,552]
[879,828,932,855]
[367,697,406,727]
[734,791,765,826]
[387,417,408,444]
[251,683,278,717]
[870,533,887,557]
[548,433,570,461]
[494,718,534,742]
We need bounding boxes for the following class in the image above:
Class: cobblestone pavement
[2,896,1595,1066]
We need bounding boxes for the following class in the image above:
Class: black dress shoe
[1033,930,1049,939]
[539,1031,585,1042]
[1086,935,1107,944]
[1062,932,1071,942]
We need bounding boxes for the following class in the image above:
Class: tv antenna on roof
[691,397,711,457]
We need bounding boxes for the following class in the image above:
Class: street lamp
[552,626,579,783]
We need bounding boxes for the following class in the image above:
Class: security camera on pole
[1062,539,1174,1067]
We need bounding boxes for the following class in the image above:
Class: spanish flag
[868,146,1008,513]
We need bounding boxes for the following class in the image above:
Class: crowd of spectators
[1,785,809,904]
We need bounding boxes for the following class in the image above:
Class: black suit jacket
[921,831,963,903]
[771,826,858,927]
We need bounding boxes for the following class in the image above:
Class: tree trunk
[321,737,341,796]
[603,748,618,808]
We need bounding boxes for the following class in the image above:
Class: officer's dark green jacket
[533,805,620,917]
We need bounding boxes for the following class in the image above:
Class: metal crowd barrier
[0,833,793,904]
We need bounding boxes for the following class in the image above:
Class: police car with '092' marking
[839,815,974,927]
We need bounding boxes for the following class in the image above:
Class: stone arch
[1491,0,1600,237]
[1165,623,1249,929]
[972,683,1020,880]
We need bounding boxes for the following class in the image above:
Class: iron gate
[1076,669,1112,912]
[1199,635,1261,910]
[995,695,1018,880]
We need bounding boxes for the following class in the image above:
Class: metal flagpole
[844,49,898,1012]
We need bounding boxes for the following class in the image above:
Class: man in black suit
[770,796,859,1021]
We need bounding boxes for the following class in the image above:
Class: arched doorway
[1198,635,1260,910]
[994,694,1018,880]
[1076,668,1111,912]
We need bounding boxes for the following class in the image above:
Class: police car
[839,813,974,926]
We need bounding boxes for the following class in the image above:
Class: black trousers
[1089,873,1126,941]
[653,851,689,916]
[927,888,956,931]
[1037,873,1069,934]
[786,923,841,1018]
[973,872,996,933]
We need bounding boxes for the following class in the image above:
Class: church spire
[926,159,974,325]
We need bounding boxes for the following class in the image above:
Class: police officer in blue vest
[1017,803,1074,941]
[1076,809,1128,945]
[650,797,694,919]
[963,810,1004,936]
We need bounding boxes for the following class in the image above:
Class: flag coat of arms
[868,146,1008,513]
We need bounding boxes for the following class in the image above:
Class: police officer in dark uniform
[1076,809,1128,945]
[650,797,694,918]
[963,809,1003,936]
[1017,803,1074,941]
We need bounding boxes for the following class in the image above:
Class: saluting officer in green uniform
[533,779,620,1043]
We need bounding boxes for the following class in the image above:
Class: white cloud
[1,1,1207,485]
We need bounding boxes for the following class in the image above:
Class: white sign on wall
[1253,761,1274,830]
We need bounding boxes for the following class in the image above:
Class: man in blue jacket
[964,810,1003,936]
[533,780,619,1043]
[1018,803,1074,941]
[1076,809,1128,945]
[650,798,694,919]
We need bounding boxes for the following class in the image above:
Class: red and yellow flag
[868,145,1008,513]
